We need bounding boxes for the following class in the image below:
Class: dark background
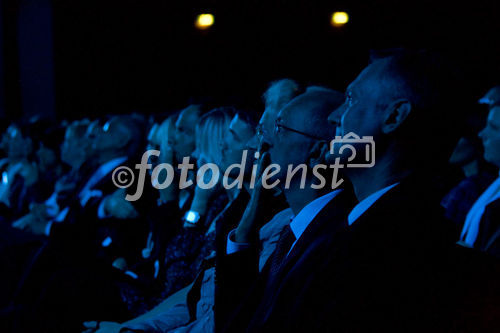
[1,0,500,120]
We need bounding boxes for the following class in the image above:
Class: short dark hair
[377,50,469,162]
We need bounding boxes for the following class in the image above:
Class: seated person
[0,124,38,220]
[442,133,496,229]
[83,104,288,333]
[460,105,500,258]
[216,86,352,332]
[12,119,93,235]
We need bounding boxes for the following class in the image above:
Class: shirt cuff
[226,229,251,254]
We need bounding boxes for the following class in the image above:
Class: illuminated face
[329,62,386,139]
[174,106,199,161]
[256,102,281,149]
[147,123,161,151]
[326,61,387,164]
[61,124,89,168]
[269,105,316,181]
[92,118,126,152]
[2,125,31,159]
[220,114,255,176]
[479,107,500,168]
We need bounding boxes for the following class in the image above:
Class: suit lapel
[282,189,355,270]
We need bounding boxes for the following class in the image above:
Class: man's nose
[478,128,486,140]
[328,104,345,126]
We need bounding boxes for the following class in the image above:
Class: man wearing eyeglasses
[217,86,357,333]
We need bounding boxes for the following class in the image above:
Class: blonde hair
[195,107,236,166]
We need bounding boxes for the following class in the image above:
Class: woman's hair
[195,107,236,166]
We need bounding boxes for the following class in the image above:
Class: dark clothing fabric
[266,224,295,286]
[160,191,229,300]
[475,197,500,259]
[214,190,289,331]
[215,188,356,333]
[441,171,496,229]
[217,176,500,333]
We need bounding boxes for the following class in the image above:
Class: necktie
[268,224,296,284]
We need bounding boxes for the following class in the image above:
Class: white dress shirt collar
[347,183,399,225]
[288,189,343,252]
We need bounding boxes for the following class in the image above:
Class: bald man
[216,87,356,333]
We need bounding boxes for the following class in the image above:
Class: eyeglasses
[274,120,326,141]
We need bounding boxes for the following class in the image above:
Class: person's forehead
[106,118,124,133]
[485,87,500,101]
[65,125,78,139]
[488,107,500,123]
[260,104,281,125]
[347,60,386,94]
[147,124,159,143]
[279,97,314,123]
[277,103,304,130]
[230,114,251,132]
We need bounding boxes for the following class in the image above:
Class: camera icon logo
[329,132,376,168]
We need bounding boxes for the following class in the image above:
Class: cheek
[488,137,500,152]
[340,108,354,135]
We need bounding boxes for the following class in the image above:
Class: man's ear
[382,100,412,134]
[308,140,329,169]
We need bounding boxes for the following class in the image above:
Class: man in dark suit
[9,115,150,332]
[271,51,500,332]
[215,87,357,332]
[220,51,500,333]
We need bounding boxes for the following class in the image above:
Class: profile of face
[479,106,500,168]
[1,125,32,159]
[256,79,301,150]
[174,105,200,161]
[327,60,390,165]
[91,117,130,154]
[220,114,256,177]
[61,122,90,168]
[255,104,280,149]
[269,104,318,181]
[147,123,161,151]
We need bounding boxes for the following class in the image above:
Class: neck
[346,152,412,202]
[462,159,479,178]
[283,177,331,215]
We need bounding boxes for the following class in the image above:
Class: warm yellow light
[331,12,349,27]
[195,14,214,30]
